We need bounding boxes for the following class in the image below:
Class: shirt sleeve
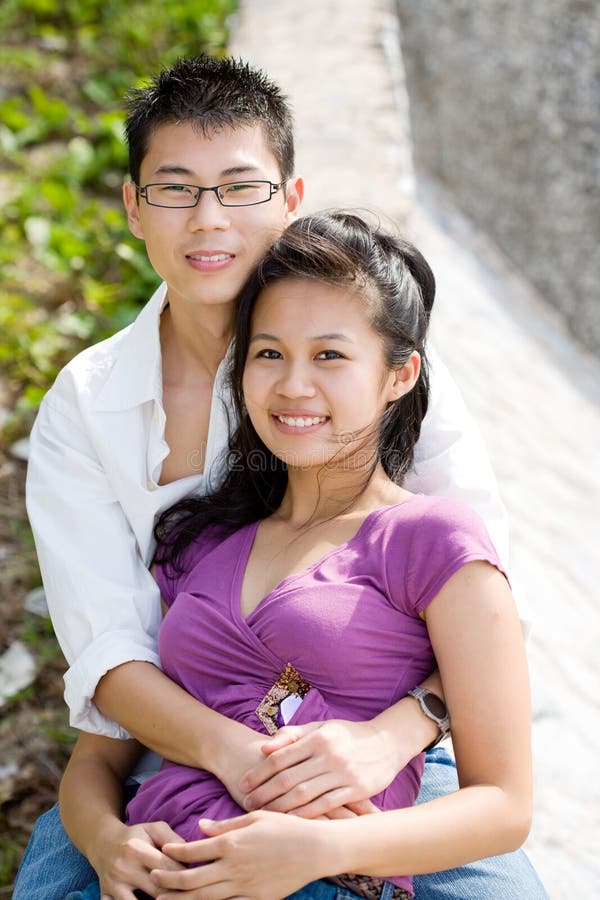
[406,345,510,567]
[385,498,508,617]
[26,391,162,739]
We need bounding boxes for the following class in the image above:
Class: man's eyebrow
[220,165,264,178]
[154,165,195,177]
[152,164,263,179]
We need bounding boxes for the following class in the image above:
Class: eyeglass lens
[144,181,276,207]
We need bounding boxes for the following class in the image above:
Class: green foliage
[0,0,236,440]
[0,842,22,892]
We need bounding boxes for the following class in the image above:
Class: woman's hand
[90,819,185,900]
[238,717,410,818]
[151,812,333,900]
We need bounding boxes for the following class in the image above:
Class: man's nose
[186,189,231,229]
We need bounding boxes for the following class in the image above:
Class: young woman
[66,212,531,900]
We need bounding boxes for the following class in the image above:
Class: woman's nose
[276,363,316,398]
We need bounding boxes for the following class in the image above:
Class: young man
[16,56,546,899]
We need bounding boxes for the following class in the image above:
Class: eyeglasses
[135,180,285,209]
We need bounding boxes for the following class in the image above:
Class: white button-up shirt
[26,282,513,738]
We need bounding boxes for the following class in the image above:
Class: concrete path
[232,1,600,895]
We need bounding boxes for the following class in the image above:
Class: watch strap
[407,685,450,751]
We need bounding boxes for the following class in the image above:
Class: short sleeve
[384,497,508,617]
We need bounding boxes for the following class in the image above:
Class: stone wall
[396,0,600,353]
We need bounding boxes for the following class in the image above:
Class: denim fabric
[14,749,549,900]
[287,881,362,900]
[12,802,95,900]
[65,884,100,900]
[65,879,361,900]
[413,748,549,899]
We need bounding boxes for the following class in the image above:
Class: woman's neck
[275,463,407,528]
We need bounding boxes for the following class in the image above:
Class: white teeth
[190,253,231,262]
[276,415,327,427]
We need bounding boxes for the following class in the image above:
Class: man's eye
[224,182,260,194]
[256,349,282,359]
[162,184,193,195]
[315,350,343,360]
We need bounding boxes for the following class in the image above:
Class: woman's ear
[385,351,421,402]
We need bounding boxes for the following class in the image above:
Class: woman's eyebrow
[309,333,353,342]
[249,332,354,343]
[249,333,280,343]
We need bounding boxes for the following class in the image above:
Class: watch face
[423,693,447,720]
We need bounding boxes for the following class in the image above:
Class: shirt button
[147,480,156,491]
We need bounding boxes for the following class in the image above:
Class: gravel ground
[232,1,600,895]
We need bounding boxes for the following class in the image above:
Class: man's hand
[238,718,407,818]
[90,820,185,900]
[210,721,282,808]
[151,812,332,900]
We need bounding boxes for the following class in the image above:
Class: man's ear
[283,175,304,223]
[385,351,421,403]
[123,180,144,239]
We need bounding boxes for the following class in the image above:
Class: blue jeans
[64,880,365,900]
[14,748,549,900]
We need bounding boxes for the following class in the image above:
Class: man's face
[123,122,303,311]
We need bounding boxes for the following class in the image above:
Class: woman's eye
[256,349,282,359]
[315,350,343,360]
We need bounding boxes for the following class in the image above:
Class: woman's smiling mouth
[272,413,330,430]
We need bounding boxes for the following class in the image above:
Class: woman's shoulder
[367,493,500,572]
[370,495,505,614]
[367,493,489,538]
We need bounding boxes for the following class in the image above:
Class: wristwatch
[407,686,450,751]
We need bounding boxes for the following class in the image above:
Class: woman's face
[242,277,412,472]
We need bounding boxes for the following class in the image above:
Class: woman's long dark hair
[154,212,435,570]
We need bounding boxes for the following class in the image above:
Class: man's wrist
[88,813,128,873]
[205,715,251,781]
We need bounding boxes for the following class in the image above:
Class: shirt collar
[94,282,168,411]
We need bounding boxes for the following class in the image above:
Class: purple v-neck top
[126,494,504,893]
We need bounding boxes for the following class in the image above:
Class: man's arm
[59,733,185,899]
[27,390,162,739]
[27,387,270,791]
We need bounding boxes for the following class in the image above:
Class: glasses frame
[135,180,286,209]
